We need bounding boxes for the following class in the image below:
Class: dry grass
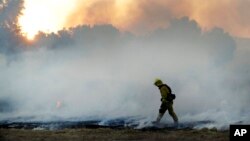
[0,128,229,141]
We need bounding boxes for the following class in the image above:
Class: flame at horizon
[18,0,77,40]
[18,0,250,39]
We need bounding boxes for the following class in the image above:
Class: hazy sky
[19,0,250,39]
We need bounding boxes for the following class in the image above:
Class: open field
[0,128,229,141]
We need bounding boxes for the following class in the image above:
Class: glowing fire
[19,0,136,40]
[56,101,62,109]
[18,0,77,40]
[18,0,132,40]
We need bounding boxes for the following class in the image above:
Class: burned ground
[0,128,229,141]
[0,119,229,141]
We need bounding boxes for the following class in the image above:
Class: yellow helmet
[154,78,163,86]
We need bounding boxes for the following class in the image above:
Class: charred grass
[0,128,229,141]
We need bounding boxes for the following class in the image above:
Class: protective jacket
[158,84,171,102]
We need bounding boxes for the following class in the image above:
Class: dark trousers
[159,101,178,122]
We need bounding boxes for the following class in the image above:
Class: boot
[152,113,164,124]
[174,121,179,127]
[172,120,180,128]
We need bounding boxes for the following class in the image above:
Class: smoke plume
[64,0,250,38]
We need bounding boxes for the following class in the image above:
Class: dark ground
[0,128,229,141]
[0,119,230,141]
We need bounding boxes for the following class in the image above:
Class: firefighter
[154,79,178,125]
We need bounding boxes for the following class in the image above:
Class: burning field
[0,119,229,141]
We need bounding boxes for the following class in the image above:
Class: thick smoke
[19,0,250,38]
[0,0,25,62]
[64,0,250,38]
[1,0,250,129]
